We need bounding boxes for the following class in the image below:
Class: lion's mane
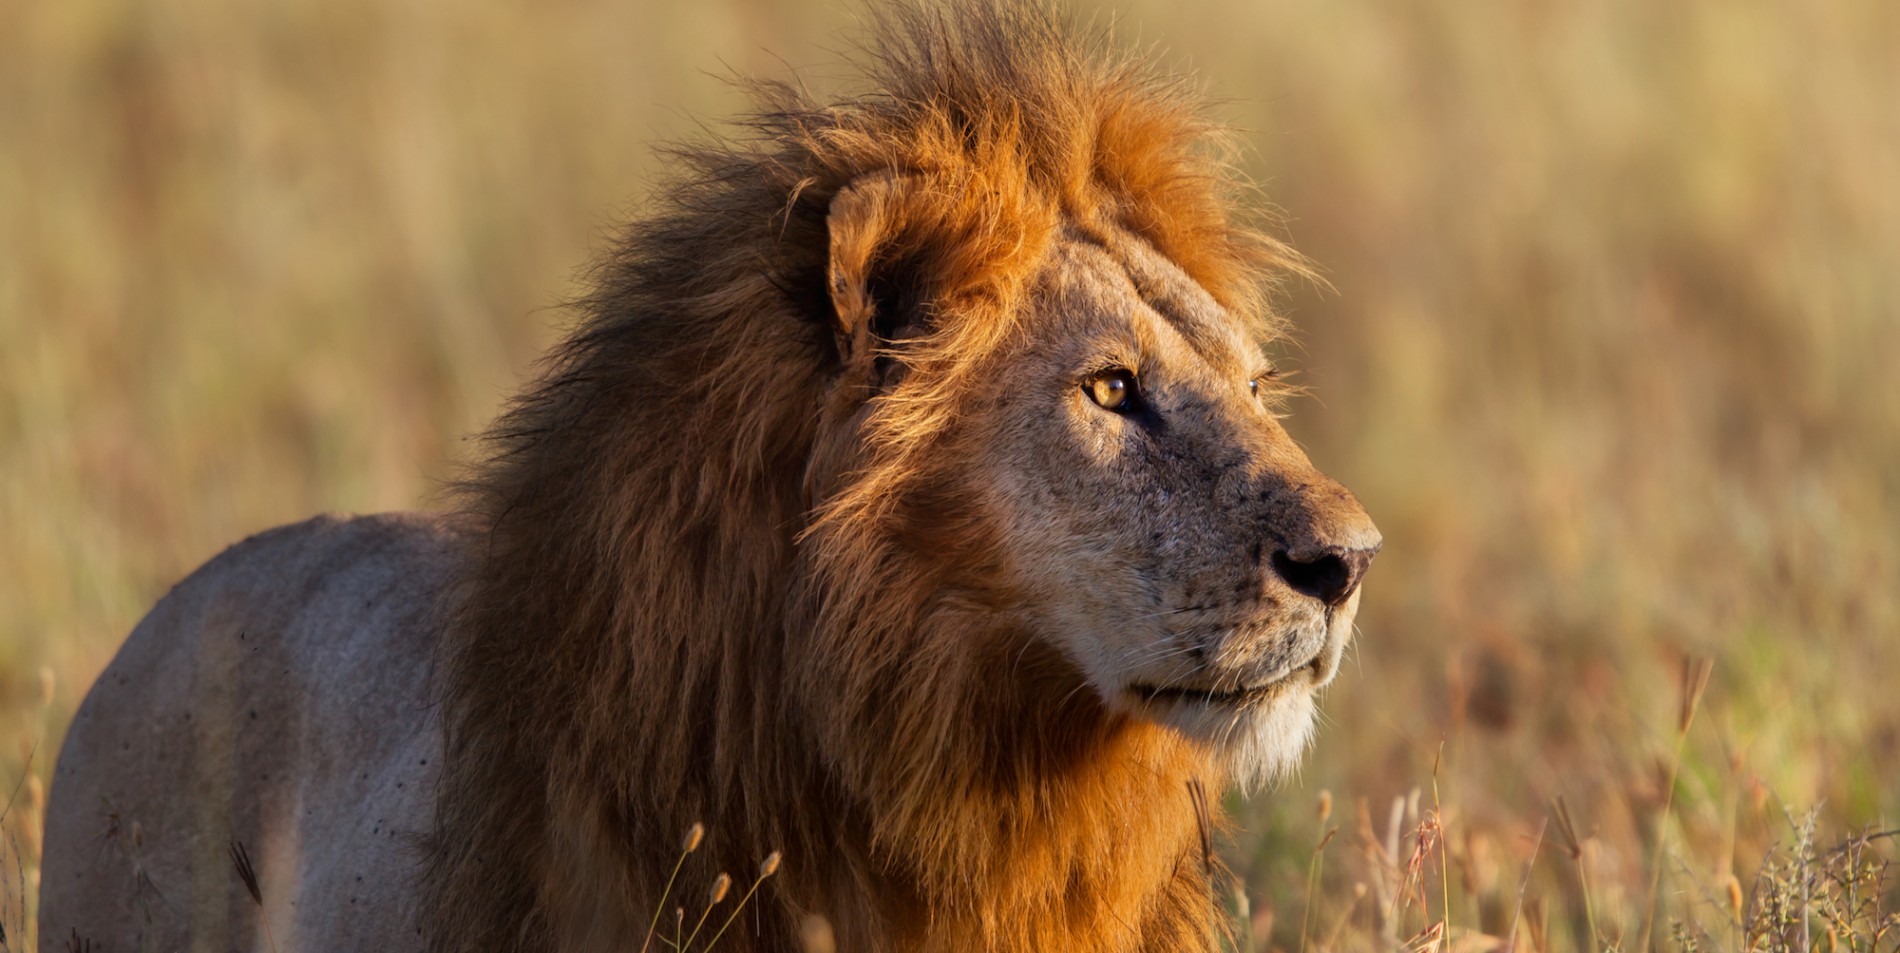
[422,4,1304,951]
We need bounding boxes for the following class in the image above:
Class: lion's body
[42,5,1382,952]
[41,514,453,949]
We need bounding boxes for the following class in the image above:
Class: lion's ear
[825,170,927,375]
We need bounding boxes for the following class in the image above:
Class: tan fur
[41,514,455,950]
[42,4,1379,951]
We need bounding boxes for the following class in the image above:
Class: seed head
[707,873,732,905]
[760,851,782,878]
[681,822,705,853]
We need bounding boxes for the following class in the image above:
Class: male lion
[42,4,1379,951]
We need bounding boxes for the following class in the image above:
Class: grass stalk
[1301,826,1339,953]
[1637,657,1713,952]
[699,851,781,952]
[1552,796,1600,951]
[680,872,731,951]
[1432,743,1451,939]
[641,822,704,953]
[1506,818,1548,953]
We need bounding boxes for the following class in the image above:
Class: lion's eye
[1086,369,1137,412]
[1249,369,1279,398]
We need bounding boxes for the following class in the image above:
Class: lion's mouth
[1128,654,1323,708]
[1132,682,1280,706]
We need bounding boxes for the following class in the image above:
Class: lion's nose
[1270,543,1379,607]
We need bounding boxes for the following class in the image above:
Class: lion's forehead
[1038,227,1259,382]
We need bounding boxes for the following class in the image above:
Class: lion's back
[40,512,462,951]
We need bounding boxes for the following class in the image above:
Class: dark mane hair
[422,4,1306,950]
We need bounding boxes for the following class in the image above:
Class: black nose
[1271,545,1378,606]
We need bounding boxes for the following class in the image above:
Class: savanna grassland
[3,1,1897,950]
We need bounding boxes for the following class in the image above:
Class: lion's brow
[1063,223,1244,374]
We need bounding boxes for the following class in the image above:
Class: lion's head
[426,5,1378,951]
[804,174,1380,793]
[938,229,1378,781]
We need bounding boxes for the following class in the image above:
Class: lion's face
[968,226,1382,785]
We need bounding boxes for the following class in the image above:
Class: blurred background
[3,0,1896,949]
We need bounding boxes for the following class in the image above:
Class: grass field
[3,0,1897,949]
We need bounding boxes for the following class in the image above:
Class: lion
[40,4,1380,951]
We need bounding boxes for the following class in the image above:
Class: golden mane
[423,4,1309,950]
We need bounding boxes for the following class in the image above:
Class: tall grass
[3,1,1896,949]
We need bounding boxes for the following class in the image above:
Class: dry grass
[2,0,1896,950]
[632,823,782,953]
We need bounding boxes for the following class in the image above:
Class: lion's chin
[1128,680,1319,791]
